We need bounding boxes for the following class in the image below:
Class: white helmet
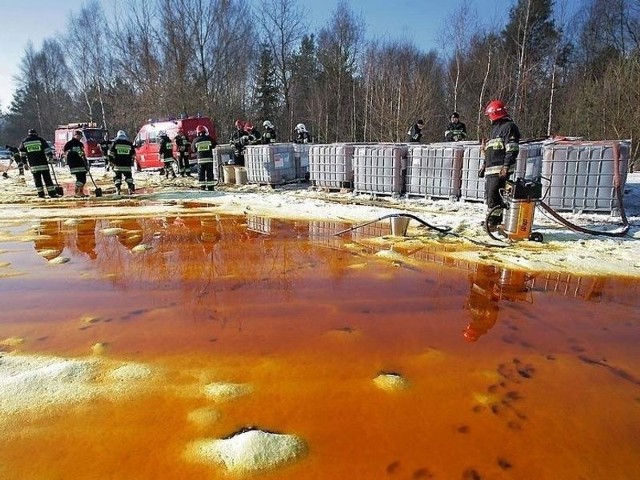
[116,130,127,140]
[295,123,307,132]
[263,120,273,129]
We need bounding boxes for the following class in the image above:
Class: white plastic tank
[406,143,464,200]
[353,143,408,196]
[541,140,629,213]
[244,143,296,184]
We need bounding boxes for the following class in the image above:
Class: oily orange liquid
[0,215,639,479]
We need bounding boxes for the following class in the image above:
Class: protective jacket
[192,134,217,164]
[108,139,135,171]
[406,123,423,143]
[174,134,190,159]
[483,118,520,176]
[294,131,311,144]
[262,127,276,144]
[246,127,262,145]
[64,138,88,174]
[19,134,52,173]
[159,135,173,160]
[445,121,467,141]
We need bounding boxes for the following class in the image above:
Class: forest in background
[0,0,638,165]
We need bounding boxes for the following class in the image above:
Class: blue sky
[0,0,578,109]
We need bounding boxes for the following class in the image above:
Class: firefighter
[192,124,217,191]
[4,145,24,176]
[445,112,467,141]
[262,120,277,144]
[229,119,248,166]
[99,132,112,171]
[293,123,311,143]
[174,128,191,177]
[406,119,424,143]
[108,130,136,195]
[158,131,177,179]
[64,129,89,197]
[479,100,521,230]
[244,122,262,145]
[18,129,59,198]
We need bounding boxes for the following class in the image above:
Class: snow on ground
[0,165,639,277]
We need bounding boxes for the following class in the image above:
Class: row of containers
[211,139,631,214]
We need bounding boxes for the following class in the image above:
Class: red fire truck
[133,116,217,171]
[54,123,108,165]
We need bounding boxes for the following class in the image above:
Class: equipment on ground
[48,163,64,197]
[485,178,544,242]
[85,161,103,197]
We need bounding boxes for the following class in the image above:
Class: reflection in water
[463,265,532,342]
[33,220,64,260]
[1,213,638,480]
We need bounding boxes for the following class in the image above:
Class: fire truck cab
[133,116,217,171]
[54,123,108,165]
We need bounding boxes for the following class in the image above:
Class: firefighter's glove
[478,165,485,178]
[499,166,508,179]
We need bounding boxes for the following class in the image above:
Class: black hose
[334,212,508,248]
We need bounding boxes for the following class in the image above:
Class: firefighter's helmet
[235,119,244,129]
[28,129,37,135]
[196,125,208,136]
[485,100,508,122]
[116,130,127,139]
[263,120,273,129]
[295,123,307,133]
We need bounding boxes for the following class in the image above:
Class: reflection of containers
[309,220,351,250]
[293,143,311,181]
[235,166,248,185]
[245,143,296,184]
[353,143,408,196]
[406,143,463,199]
[222,165,236,184]
[247,215,271,234]
[308,143,357,189]
[541,140,629,213]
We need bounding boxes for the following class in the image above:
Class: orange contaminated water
[0,214,639,480]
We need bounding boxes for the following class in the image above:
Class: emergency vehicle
[54,123,108,165]
[133,116,217,171]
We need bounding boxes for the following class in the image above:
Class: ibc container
[293,143,311,181]
[460,142,545,202]
[308,143,356,189]
[541,140,629,213]
[514,142,543,181]
[460,143,485,202]
[353,143,408,196]
[406,143,463,199]
[244,143,296,185]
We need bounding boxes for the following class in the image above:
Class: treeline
[1,0,639,165]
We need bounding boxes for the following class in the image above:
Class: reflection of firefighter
[33,220,64,260]
[76,218,97,260]
[115,219,143,250]
[199,217,221,249]
[463,265,531,342]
